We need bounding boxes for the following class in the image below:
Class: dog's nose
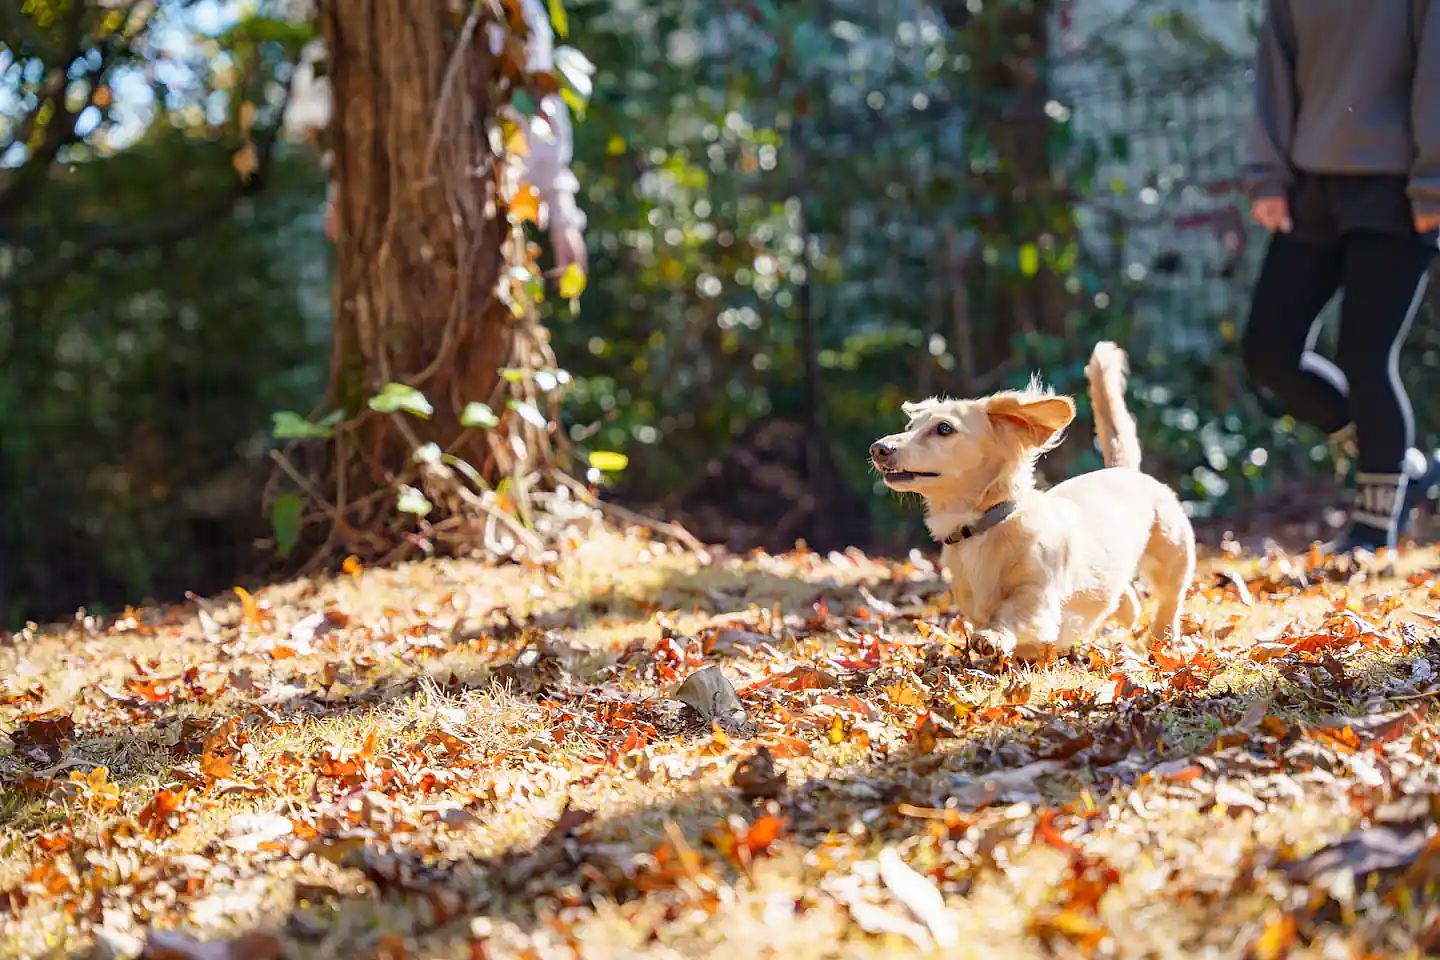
[870,441,894,464]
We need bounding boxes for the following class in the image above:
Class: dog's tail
[1085,341,1142,470]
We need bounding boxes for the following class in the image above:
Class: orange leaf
[749,665,839,693]
[1161,763,1204,783]
[139,787,187,838]
[1314,724,1361,753]
[508,182,542,224]
[126,678,172,702]
[376,932,408,960]
[763,736,811,759]
[1149,642,1185,672]
[1252,914,1297,960]
[25,861,71,896]
[1001,679,1031,705]
[743,814,785,856]
[1036,810,1077,852]
[200,751,234,782]
[234,586,263,626]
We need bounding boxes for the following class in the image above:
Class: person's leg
[1242,233,1350,433]
[1333,232,1436,547]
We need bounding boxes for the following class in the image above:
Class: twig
[388,413,546,557]
[1387,686,1440,703]
[557,474,710,558]
[268,449,338,516]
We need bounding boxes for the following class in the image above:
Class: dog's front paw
[970,627,1016,657]
[972,627,1056,663]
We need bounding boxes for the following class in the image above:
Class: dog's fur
[870,342,1194,661]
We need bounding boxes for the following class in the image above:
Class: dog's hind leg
[1141,502,1195,641]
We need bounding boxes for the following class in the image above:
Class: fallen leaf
[141,930,281,960]
[743,813,785,856]
[676,666,750,732]
[224,812,294,853]
[949,759,1063,809]
[878,848,958,948]
[1283,825,1429,884]
[732,746,786,800]
[752,665,839,692]
[1251,914,1297,960]
[233,587,264,627]
[138,787,188,838]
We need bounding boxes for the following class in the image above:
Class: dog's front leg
[973,583,1062,662]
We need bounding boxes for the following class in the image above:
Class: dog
[870,342,1194,661]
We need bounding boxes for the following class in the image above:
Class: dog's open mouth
[880,469,939,484]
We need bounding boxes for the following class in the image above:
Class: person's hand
[1251,196,1292,233]
[1415,212,1440,234]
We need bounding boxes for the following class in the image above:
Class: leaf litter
[1,530,1439,957]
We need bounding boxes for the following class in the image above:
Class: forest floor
[3,529,1440,959]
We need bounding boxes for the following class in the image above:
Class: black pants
[1243,230,1434,474]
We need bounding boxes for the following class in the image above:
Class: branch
[0,1,95,221]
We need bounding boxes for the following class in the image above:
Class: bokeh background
[3,0,1439,624]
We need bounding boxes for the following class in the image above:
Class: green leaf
[368,382,433,419]
[511,89,537,117]
[588,450,629,472]
[558,263,587,300]
[508,399,548,429]
[498,367,529,383]
[547,0,569,38]
[396,485,433,516]
[269,493,303,558]
[460,401,499,428]
[559,86,588,120]
[272,411,334,440]
[1018,243,1040,278]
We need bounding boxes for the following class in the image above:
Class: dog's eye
[936,422,955,437]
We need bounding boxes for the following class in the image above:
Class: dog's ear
[901,398,940,418]
[986,394,1076,446]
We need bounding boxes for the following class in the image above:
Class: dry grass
[2,531,1439,959]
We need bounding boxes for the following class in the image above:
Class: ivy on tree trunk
[281,1,561,565]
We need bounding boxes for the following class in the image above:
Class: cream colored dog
[870,342,1194,661]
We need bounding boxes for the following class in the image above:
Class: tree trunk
[326,0,510,439]
[299,1,556,560]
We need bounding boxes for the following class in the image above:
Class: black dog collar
[942,500,1018,545]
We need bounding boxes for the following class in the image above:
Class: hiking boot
[1319,470,1406,556]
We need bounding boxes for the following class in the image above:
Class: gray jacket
[1245,0,1440,216]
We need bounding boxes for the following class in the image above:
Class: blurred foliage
[552,0,1436,542]
[1,1,328,620]
[553,0,1183,539]
[0,135,328,619]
